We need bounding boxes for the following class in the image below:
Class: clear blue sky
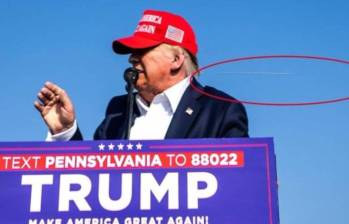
[1,1,348,223]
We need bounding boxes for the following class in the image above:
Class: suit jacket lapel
[165,79,203,138]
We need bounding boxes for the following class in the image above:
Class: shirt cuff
[45,120,78,141]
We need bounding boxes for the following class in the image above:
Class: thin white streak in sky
[218,71,291,75]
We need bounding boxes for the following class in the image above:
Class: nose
[128,54,140,66]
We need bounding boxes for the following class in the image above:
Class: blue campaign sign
[0,138,279,224]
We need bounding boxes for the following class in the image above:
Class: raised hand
[34,82,75,134]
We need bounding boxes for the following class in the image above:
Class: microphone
[124,67,139,140]
[124,67,139,87]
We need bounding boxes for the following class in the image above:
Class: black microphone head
[124,67,139,84]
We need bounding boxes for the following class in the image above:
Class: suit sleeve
[219,102,249,137]
[70,127,83,140]
[93,118,107,140]
[92,95,128,140]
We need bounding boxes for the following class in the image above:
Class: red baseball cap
[112,10,198,56]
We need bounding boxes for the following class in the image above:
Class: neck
[139,75,188,104]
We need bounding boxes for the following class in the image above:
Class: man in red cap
[35,10,248,140]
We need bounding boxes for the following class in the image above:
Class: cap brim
[112,35,161,54]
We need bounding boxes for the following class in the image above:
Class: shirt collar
[163,76,190,113]
[135,76,190,115]
[135,94,149,115]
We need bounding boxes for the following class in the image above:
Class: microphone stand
[124,67,139,140]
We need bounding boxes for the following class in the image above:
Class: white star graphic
[117,143,124,151]
[136,143,143,150]
[98,143,105,151]
[108,143,115,151]
[126,143,133,150]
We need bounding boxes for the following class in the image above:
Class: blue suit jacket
[72,79,248,140]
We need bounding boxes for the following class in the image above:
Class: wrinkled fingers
[44,81,71,107]
[44,81,65,96]
[34,100,44,113]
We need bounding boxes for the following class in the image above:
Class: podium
[0,138,279,224]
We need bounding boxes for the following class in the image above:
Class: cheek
[136,73,146,85]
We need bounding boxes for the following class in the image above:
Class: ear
[170,53,185,71]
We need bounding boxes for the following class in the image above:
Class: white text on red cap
[140,14,162,24]
[135,24,156,34]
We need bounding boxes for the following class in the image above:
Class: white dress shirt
[130,77,190,140]
[46,77,190,141]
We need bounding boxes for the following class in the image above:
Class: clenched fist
[34,82,75,134]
